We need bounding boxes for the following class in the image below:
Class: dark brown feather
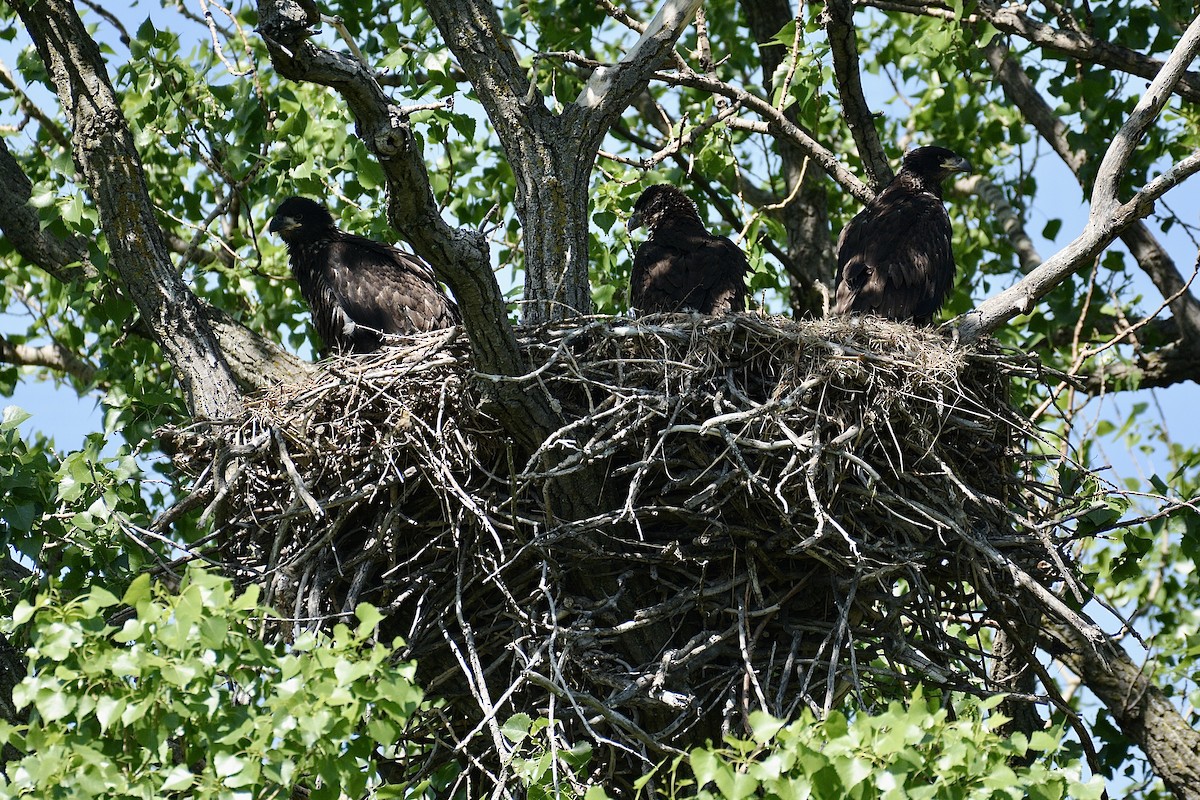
[629,184,748,316]
[269,197,459,354]
[833,146,970,325]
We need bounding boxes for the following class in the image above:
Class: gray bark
[426,0,701,324]
[1042,619,1200,800]
[7,0,244,420]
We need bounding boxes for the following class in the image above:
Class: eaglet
[269,196,459,354]
[628,184,749,316]
[833,146,971,325]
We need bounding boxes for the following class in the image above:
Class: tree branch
[985,37,1200,344]
[0,67,306,395]
[982,39,1086,173]
[575,0,701,126]
[655,67,871,202]
[0,60,70,149]
[823,0,892,189]
[954,174,1043,274]
[958,16,1200,342]
[257,0,565,451]
[0,334,98,385]
[6,0,244,420]
[1041,617,1200,800]
[740,0,836,315]
[1092,15,1200,213]
[1085,333,1200,392]
[864,0,1200,104]
[0,137,97,284]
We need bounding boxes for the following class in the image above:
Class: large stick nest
[163,315,1092,792]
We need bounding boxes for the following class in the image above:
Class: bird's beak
[627,210,645,232]
[268,215,299,234]
[944,155,972,174]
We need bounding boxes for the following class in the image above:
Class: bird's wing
[327,235,460,337]
[834,190,954,322]
[632,219,748,315]
[695,235,749,314]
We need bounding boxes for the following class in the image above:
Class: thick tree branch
[1085,335,1200,392]
[985,37,1200,346]
[959,16,1200,343]
[575,0,701,127]
[258,0,564,451]
[823,0,892,189]
[0,60,70,149]
[983,39,1086,174]
[1041,617,1200,800]
[0,334,98,385]
[979,0,1200,105]
[0,137,97,284]
[7,0,244,420]
[1092,16,1200,213]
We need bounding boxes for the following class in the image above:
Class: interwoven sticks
[165,315,1091,793]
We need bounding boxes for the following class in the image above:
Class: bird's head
[900,146,972,185]
[269,196,336,243]
[628,184,700,232]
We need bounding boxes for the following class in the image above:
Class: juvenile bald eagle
[833,146,971,325]
[628,184,748,315]
[269,196,459,354]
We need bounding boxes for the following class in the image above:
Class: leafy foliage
[0,568,423,799]
[638,692,1105,800]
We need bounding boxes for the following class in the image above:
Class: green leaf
[123,573,152,606]
[1,405,32,430]
[355,602,384,636]
[502,712,533,744]
[159,765,195,793]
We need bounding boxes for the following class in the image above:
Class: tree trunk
[7,0,244,420]
[1042,618,1200,800]
[509,127,598,323]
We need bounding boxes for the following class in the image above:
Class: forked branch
[958,14,1200,343]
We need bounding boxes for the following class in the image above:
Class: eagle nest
[163,314,1095,792]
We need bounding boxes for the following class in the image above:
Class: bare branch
[985,37,1200,343]
[741,0,837,315]
[1093,15,1200,212]
[1085,333,1200,392]
[823,0,892,189]
[575,0,701,118]
[0,334,98,385]
[959,17,1200,342]
[257,0,566,451]
[982,38,1085,173]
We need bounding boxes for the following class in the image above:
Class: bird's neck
[897,171,943,199]
[651,214,706,237]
